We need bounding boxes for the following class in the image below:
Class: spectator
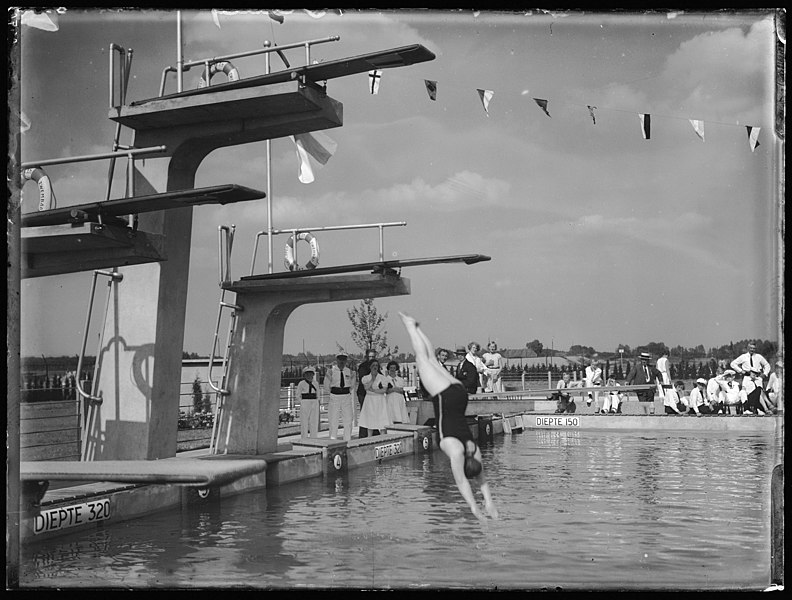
[656,350,671,386]
[323,351,355,441]
[384,360,410,424]
[730,342,771,415]
[482,341,505,393]
[359,359,391,436]
[455,345,480,394]
[664,380,688,415]
[688,378,713,416]
[585,358,604,412]
[603,377,623,414]
[625,352,660,404]
[553,372,578,413]
[766,361,782,412]
[399,311,498,521]
[297,366,320,438]
[715,369,742,414]
[707,366,726,414]
[357,348,378,438]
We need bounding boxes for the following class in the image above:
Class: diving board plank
[238,254,492,282]
[21,184,266,228]
[134,44,435,105]
[21,458,267,488]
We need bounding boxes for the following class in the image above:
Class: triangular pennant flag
[533,98,551,118]
[291,131,337,184]
[368,70,382,95]
[304,10,326,19]
[587,105,597,125]
[424,80,437,101]
[211,9,222,28]
[746,126,761,152]
[477,89,494,116]
[689,119,705,142]
[268,10,285,24]
[21,10,59,31]
[639,113,651,139]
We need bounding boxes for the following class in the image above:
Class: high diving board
[134,44,436,105]
[21,184,266,228]
[20,457,268,488]
[238,254,491,282]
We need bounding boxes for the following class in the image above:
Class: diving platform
[20,184,266,278]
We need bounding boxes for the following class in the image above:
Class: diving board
[239,254,492,282]
[20,457,268,488]
[21,184,266,228]
[134,44,435,105]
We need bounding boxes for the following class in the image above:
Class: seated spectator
[707,367,726,414]
[766,361,782,412]
[553,372,578,413]
[664,380,687,415]
[687,378,713,416]
[602,377,623,414]
[716,369,743,414]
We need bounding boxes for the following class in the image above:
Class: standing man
[625,352,659,404]
[357,348,377,438]
[454,346,480,394]
[730,342,771,415]
[656,350,671,386]
[297,366,320,438]
[323,351,355,441]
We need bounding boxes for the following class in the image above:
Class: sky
[13,8,782,359]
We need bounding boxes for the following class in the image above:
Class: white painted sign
[375,441,404,460]
[534,416,580,428]
[33,498,110,535]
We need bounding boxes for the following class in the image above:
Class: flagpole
[176,10,183,93]
[264,41,273,273]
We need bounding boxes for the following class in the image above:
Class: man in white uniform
[323,352,355,441]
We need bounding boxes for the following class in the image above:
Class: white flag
[639,113,651,139]
[291,131,337,184]
[477,89,494,116]
[211,9,222,28]
[368,70,382,95]
[689,119,705,142]
[746,126,761,152]
[21,10,59,31]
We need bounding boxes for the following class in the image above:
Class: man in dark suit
[455,346,480,394]
[625,352,659,403]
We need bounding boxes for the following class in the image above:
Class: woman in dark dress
[399,312,498,521]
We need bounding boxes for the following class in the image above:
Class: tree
[525,339,544,355]
[346,298,397,356]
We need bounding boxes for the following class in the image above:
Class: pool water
[21,429,780,590]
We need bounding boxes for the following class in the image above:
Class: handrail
[76,270,123,404]
[21,145,166,169]
[159,35,340,96]
[249,221,407,275]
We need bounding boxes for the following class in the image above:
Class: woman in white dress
[384,361,410,423]
[482,341,504,393]
[358,359,391,435]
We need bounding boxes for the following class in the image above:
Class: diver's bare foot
[398,312,417,328]
[485,502,499,520]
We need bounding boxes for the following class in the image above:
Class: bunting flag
[477,89,494,116]
[304,10,327,19]
[746,126,761,152]
[639,113,651,139]
[424,79,438,101]
[368,70,382,95]
[21,10,59,31]
[533,98,551,118]
[689,119,705,142]
[268,10,285,24]
[587,105,597,125]
[211,9,221,28]
[291,131,337,184]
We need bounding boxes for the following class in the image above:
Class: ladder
[207,225,243,454]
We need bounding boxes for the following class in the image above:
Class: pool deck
[20,408,782,545]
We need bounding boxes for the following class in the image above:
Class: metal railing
[250,221,407,275]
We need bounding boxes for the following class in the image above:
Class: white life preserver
[22,167,55,211]
[284,232,320,271]
[197,61,240,88]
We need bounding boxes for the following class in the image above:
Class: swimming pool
[21,429,780,590]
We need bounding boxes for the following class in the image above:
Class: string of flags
[365,69,764,152]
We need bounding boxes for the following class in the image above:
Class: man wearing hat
[323,351,355,441]
[625,351,660,404]
[454,345,480,395]
[688,378,713,416]
[297,366,320,438]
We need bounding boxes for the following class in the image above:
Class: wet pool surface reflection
[21,429,779,590]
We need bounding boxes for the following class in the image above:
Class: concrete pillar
[215,274,409,455]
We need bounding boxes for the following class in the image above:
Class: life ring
[22,167,55,211]
[284,232,320,271]
[197,61,240,88]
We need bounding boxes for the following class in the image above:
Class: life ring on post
[284,232,320,271]
[197,61,240,88]
[22,167,55,211]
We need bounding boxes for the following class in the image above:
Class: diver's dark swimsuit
[434,382,474,444]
